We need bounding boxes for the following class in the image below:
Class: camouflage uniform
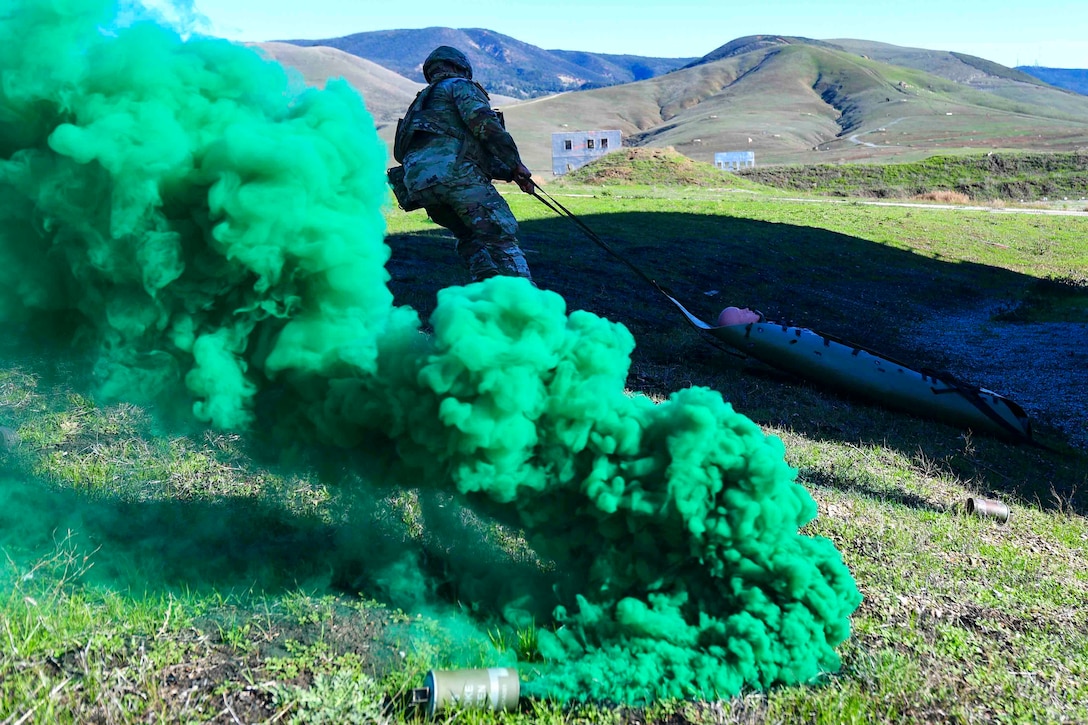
[400,48,533,283]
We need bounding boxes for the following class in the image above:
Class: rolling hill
[251,42,521,130]
[259,33,1088,173]
[490,37,1088,171]
[279,27,696,99]
[823,38,1051,88]
[251,42,425,125]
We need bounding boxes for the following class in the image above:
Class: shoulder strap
[393,84,439,163]
[393,79,499,171]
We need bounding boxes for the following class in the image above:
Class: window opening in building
[586,138,595,149]
[600,138,608,149]
[564,139,572,150]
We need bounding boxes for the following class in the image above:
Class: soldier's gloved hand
[512,163,534,193]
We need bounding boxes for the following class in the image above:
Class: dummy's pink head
[716,306,761,327]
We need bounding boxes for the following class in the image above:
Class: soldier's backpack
[386,80,512,211]
[385,164,420,212]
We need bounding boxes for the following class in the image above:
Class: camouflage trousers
[414,179,533,283]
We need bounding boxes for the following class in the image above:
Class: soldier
[396,45,536,283]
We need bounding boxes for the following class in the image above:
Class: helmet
[423,45,473,82]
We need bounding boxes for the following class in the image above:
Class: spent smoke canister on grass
[0,0,861,704]
[967,496,1010,523]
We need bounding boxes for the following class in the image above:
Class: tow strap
[527,182,755,359]
[527,183,671,297]
[525,182,1044,447]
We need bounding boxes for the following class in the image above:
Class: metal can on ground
[966,496,1010,523]
[415,667,520,717]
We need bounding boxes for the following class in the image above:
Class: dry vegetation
[912,190,971,204]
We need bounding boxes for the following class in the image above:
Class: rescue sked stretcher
[523,182,1033,443]
[668,300,1033,443]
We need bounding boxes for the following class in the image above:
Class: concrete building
[714,151,756,171]
[552,130,622,175]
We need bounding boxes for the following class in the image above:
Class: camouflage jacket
[400,77,523,193]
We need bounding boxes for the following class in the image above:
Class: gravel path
[909,305,1088,450]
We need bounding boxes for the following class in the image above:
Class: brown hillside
[252,42,424,125]
[260,37,1088,176]
[498,43,1088,172]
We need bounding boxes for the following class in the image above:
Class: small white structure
[714,151,756,171]
[552,130,622,175]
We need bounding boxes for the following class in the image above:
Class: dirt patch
[157,652,275,724]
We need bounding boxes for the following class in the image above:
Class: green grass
[3,179,1088,723]
[736,151,1088,201]
[560,147,767,189]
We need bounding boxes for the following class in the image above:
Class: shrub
[912,190,971,204]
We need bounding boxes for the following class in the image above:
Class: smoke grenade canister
[966,496,1010,523]
[418,667,520,716]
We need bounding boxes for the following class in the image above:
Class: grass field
[2,177,1087,723]
[736,151,1088,201]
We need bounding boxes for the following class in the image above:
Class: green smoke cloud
[0,0,861,703]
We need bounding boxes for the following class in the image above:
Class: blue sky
[189,0,1087,69]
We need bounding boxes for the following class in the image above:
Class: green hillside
[737,151,1088,200]
[560,146,765,187]
[827,39,1050,87]
[495,40,1088,172]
